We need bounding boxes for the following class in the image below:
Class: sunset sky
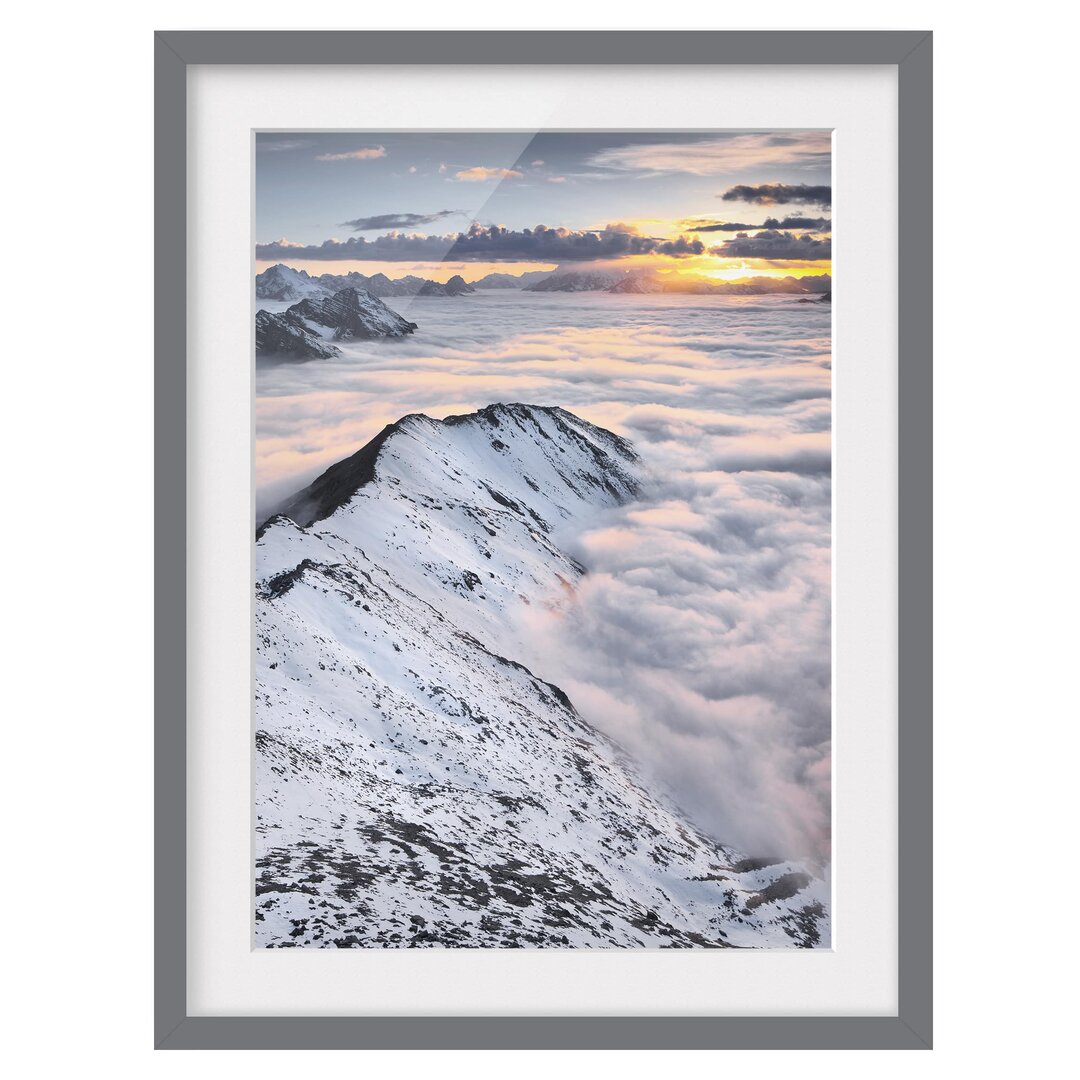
[255,131,832,282]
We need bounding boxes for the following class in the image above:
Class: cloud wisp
[454,166,523,182]
[589,133,831,176]
[340,210,460,232]
[688,215,832,234]
[316,146,387,162]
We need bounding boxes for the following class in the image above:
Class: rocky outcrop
[286,287,418,341]
[255,309,341,360]
[256,288,418,360]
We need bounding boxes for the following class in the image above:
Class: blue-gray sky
[256,131,832,281]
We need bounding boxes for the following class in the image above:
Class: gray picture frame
[156,29,932,1050]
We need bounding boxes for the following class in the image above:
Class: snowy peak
[273,403,641,531]
[272,421,400,528]
[255,262,331,301]
[289,287,418,341]
[256,287,417,360]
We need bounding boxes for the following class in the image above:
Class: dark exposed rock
[287,287,417,340]
[417,274,476,296]
[255,309,341,360]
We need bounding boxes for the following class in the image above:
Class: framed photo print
[157,29,932,1049]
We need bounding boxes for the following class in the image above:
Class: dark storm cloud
[689,216,832,234]
[340,210,460,232]
[710,230,832,261]
[257,223,706,262]
[764,216,831,232]
[654,235,707,257]
[720,184,832,209]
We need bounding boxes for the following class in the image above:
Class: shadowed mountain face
[255,308,341,360]
[255,404,830,948]
[287,287,418,341]
[525,269,627,292]
[255,287,417,361]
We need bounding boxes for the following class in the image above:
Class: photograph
[253,130,833,949]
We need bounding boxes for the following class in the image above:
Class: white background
[188,61,896,1017]
[3,0,1076,1075]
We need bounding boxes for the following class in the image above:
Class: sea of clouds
[256,291,832,859]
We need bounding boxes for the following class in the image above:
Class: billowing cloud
[316,146,387,162]
[710,229,832,260]
[654,235,707,257]
[689,215,832,233]
[255,297,832,858]
[256,222,706,262]
[454,166,523,182]
[589,133,831,175]
[340,210,459,232]
[720,183,832,209]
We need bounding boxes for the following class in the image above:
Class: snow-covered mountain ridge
[256,287,417,360]
[256,263,481,300]
[255,403,830,948]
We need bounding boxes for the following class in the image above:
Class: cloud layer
[256,223,706,263]
[256,291,832,858]
[710,229,832,261]
[689,215,832,234]
[721,184,832,209]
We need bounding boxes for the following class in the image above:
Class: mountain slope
[256,263,332,301]
[473,270,554,289]
[255,309,341,360]
[525,269,627,292]
[255,404,830,948]
[287,287,418,340]
[256,287,417,360]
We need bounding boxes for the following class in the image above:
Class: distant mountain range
[524,269,628,292]
[608,272,833,296]
[523,268,831,295]
[257,263,485,301]
[256,287,417,360]
[256,262,832,301]
[472,269,558,290]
